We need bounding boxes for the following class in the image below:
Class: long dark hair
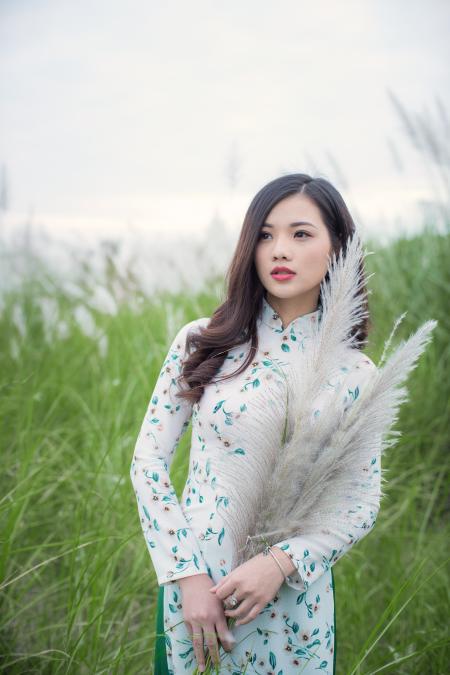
[177,173,372,404]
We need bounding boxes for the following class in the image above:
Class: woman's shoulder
[349,349,377,370]
[171,316,210,346]
[182,316,210,334]
[339,347,378,380]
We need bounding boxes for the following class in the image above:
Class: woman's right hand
[178,573,236,672]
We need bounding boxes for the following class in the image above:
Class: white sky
[1,0,449,245]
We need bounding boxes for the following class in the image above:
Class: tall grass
[0,222,449,674]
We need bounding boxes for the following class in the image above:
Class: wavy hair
[177,173,372,404]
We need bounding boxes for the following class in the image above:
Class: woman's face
[254,193,333,314]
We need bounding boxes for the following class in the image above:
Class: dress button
[272,313,279,319]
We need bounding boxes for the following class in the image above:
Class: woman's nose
[272,243,294,259]
[271,234,295,257]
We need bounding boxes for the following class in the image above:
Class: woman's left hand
[208,551,287,626]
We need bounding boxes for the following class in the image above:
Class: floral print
[130,296,382,673]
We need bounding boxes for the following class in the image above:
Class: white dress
[130,296,382,674]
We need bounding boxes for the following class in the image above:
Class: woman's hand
[178,573,236,673]
[208,549,291,626]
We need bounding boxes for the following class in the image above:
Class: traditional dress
[130,296,381,674]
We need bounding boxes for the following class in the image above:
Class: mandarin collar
[259,295,322,335]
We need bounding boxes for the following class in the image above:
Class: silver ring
[225,593,239,608]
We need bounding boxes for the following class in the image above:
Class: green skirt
[154,584,169,674]
[153,571,337,674]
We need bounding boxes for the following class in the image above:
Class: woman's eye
[258,230,309,240]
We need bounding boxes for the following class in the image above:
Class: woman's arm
[129,317,210,586]
[272,356,382,592]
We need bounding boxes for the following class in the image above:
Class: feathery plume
[213,232,438,568]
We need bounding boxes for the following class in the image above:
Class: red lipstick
[271,266,296,281]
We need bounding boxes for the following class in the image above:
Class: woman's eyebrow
[262,221,318,229]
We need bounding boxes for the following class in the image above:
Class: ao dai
[130,296,382,674]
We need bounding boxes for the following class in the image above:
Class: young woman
[130,173,382,673]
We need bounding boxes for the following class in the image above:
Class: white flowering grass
[0,224,448,674]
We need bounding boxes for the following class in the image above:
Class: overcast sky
[1,0,449,244]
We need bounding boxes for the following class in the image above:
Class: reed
[0,224,448,673]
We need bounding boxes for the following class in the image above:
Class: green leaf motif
[234,448,245,455]
[177,528,188,541]
[213,400,225,413]
[281,343,290,352]
[218,528,225,545]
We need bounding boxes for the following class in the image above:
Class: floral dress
[130,296,382,674]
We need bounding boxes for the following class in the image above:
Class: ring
[191,630,217,642]
[224,593,239,608]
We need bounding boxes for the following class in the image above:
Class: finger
[215,619,236,653]
[214,580,236,600]
[234,602,262,626]
[209,576,228,595]
[190,623,206,672]
[203,625,221,669]
[224,596,254,620]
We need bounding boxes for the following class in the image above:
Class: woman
[130,173,382,673]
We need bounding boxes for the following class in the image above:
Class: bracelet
[262,544,291,583]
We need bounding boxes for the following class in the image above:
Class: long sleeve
[130,317,210,586]
[273,355,382,593]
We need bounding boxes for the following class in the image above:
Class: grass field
[0,223,449,673]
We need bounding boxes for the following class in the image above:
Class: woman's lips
[271,272,296,281]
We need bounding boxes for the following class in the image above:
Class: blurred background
[1,1,449,673]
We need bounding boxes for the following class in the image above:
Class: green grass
[0,224,449,674]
